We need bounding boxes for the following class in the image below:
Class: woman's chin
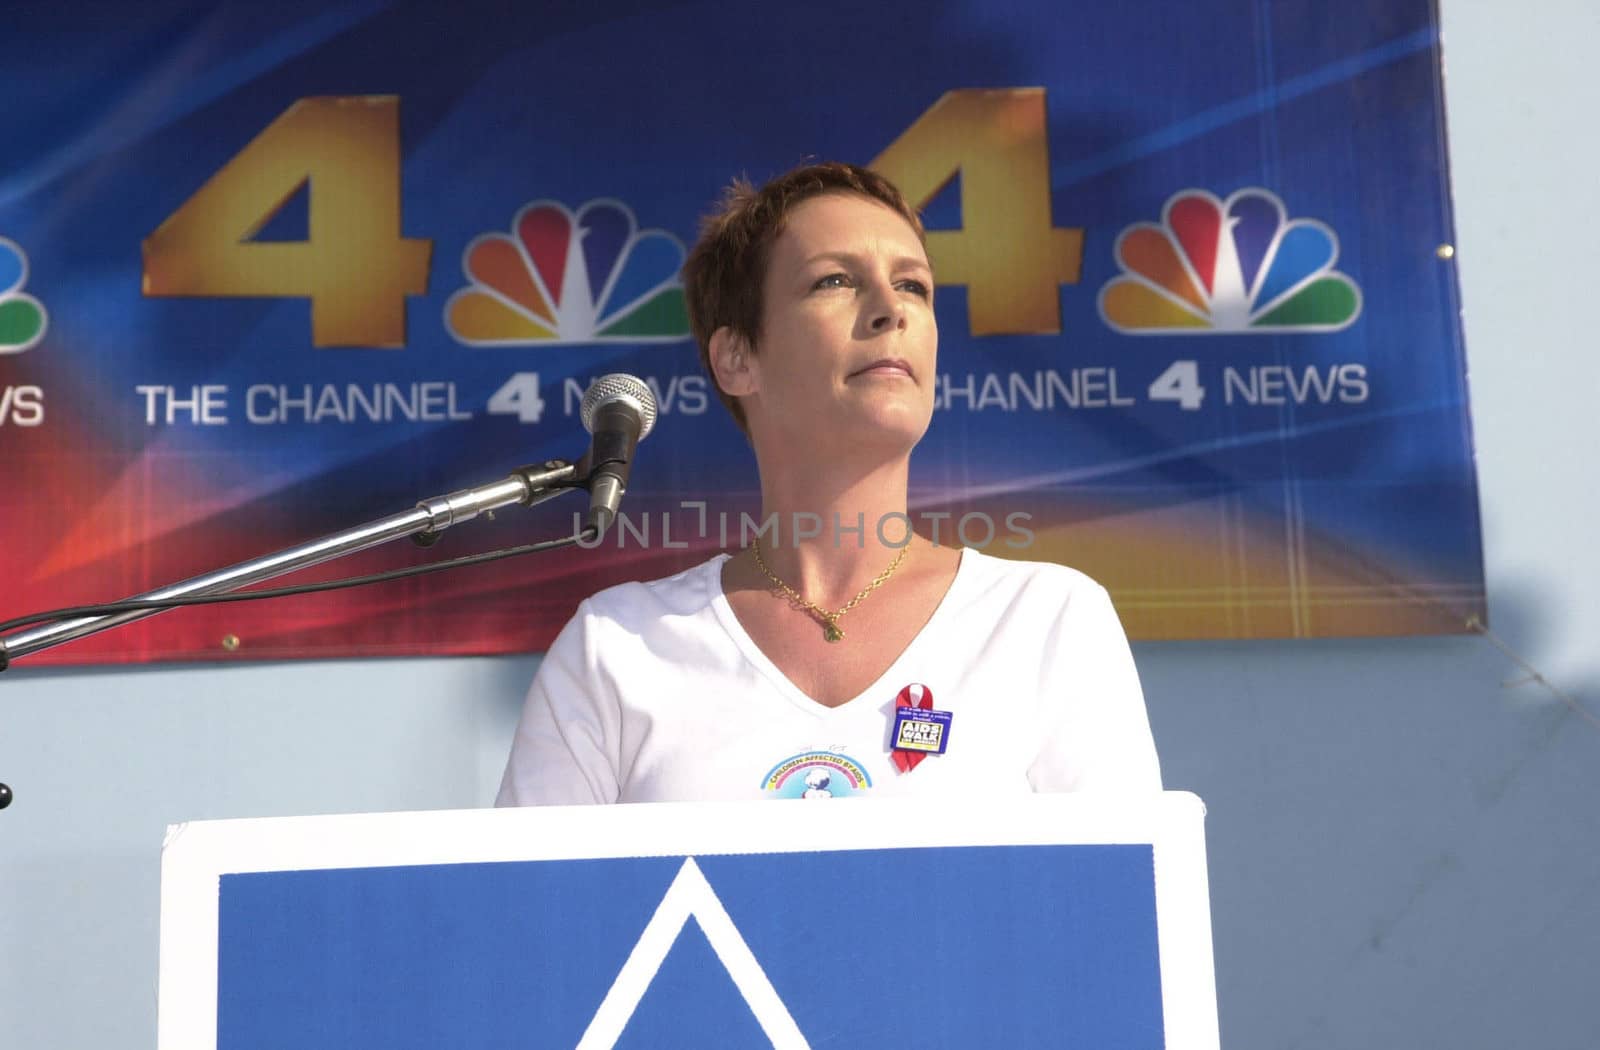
[753,399,933,464]
[848,389,934,432]
[831,407,933,457]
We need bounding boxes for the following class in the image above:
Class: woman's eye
[813,273,851,290]
[898,279,931,299]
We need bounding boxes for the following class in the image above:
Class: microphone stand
[0,459,580,669]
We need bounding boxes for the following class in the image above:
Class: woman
[496,163,1160,804]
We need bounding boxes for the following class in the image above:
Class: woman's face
[736,192,937,455]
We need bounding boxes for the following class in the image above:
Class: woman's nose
[866,282,907,332]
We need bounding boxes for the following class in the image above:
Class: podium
[159,794,1219,1048]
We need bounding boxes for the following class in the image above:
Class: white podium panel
[159,793,1218,1049]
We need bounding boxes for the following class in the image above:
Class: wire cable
[1465,615,1600,732]
[0,528,598,637]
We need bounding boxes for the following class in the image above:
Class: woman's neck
[751,455,921,608]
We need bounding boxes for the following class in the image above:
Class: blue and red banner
[0,0,1483,663]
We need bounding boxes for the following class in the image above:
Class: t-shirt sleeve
[494,601,622,806]
[1028,580,1163,793]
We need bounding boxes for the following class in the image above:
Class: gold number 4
[873,88,1082,336]
[142,96,431,348]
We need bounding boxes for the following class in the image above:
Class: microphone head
[580,374,658,441]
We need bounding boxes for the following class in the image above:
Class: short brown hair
[682,162,926,431]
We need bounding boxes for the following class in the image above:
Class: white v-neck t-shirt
[494,549,1161,806]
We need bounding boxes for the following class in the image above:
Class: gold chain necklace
[750,540,909,643]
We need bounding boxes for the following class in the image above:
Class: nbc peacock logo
[0,237,47,355]
[1098,188,1361,335]
[445,198,690,346]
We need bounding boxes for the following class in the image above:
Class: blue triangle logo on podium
[576,858,811,1049]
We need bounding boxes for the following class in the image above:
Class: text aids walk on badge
[891,683,952,774]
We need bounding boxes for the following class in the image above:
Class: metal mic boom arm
[0,459,580,668]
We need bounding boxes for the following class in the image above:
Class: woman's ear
[709,326,757,397]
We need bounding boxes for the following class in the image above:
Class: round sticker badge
[759,750,873,799]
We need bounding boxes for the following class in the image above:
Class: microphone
[578,374,659,540]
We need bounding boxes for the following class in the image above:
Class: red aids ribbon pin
[891,683,934,774]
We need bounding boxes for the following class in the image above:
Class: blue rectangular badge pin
[892,707,952,755]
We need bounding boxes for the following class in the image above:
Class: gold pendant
[822,621,844,643]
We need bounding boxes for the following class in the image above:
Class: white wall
[3,1,1598,1046]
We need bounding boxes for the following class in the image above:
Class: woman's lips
[850,358,914,379]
